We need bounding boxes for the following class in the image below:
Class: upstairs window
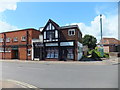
[46,31,55,40]
[13,37,18,42]
[21,36,26,41]
[68,29,75,36]
[6,38,10,42]
[46,23,55,30]
[0,38,3,42]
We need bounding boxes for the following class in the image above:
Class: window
[13,37,18,42]
[68,29,75,36]
[46,48,58,58]
[67,49,74,59]
[6,38,10,42]
[46,23,55,30]
[28,49,31,56]
[44,31,46,39]
[21,36,26,41]
[0,38,3,42]
[0,48,4,52]
[55,30,58,38]
[104,40,106,43]
[46,31,55,40]
[0,48,10,52]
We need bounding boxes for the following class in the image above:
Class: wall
[103,46,109,52]
[60,28,82,42]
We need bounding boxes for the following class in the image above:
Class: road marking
[6,79,38,88]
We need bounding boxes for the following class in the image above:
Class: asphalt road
[1,61,118,88]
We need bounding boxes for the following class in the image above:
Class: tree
[82,34,97,49]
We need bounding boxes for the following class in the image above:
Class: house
[0,28,41,60]
[99,38,120,53]
[32,19,83,61]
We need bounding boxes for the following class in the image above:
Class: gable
[42,19,59,32]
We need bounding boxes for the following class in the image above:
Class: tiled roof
[100,38,120,45]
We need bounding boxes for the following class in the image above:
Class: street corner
[0,79,38,89]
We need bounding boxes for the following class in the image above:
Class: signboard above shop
[33,42,43,47]
[60,41,74,46]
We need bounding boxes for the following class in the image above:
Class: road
[1,60,118,88]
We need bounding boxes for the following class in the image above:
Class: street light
[99,14,104,57]
[100,14,103,44]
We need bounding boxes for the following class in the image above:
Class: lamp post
[99,14,104,57]
[100,14,103,44]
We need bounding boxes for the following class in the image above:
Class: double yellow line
[6,79,38,88]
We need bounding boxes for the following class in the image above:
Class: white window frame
[0,38,3,42]
[68,29,75,36]
[28,49,31,56]
[6,38,11,42]
[21,36,26,41]
[13,37,18,42]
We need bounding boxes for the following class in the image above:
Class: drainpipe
[3,33,6,59]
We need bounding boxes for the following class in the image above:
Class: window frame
[27,49,31,56]
[21,36,26,41]
[6,38,11,42]
[68,29,75,36]
[13,37,18,42]
[0,38,3,42]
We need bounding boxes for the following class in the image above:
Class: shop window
[46,48,58,58]
[67,49,74,59]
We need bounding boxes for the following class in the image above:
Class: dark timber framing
[33,19,83,61]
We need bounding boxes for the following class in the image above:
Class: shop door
[12,50,18,59]
[61,48,67,61]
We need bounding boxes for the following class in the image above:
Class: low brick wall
[109,52,120,57]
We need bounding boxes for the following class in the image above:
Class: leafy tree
[82,34,97,49]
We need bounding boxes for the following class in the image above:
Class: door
[61,47,67,61]
[12,50,18,59]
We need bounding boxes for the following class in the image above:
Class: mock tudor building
[32,19,83,61]
[0,28,40,60]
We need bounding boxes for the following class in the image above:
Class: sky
[0,1,118,42]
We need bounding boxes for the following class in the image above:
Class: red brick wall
[19,47,27,60]
[0,29,41,60]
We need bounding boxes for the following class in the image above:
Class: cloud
[0,0,20,12]
[0,21,18,33]
[67,14,118,43]
[0,0,20,33]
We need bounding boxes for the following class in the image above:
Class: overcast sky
[0,1,118,42]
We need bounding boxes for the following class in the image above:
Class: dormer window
[13,37,18,42]
[68,29,75,36]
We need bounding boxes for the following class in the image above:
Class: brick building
[33,19,83,61]
[99,38,120,52]
[0,28,40,60]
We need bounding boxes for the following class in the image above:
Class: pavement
[0,57,119,65]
